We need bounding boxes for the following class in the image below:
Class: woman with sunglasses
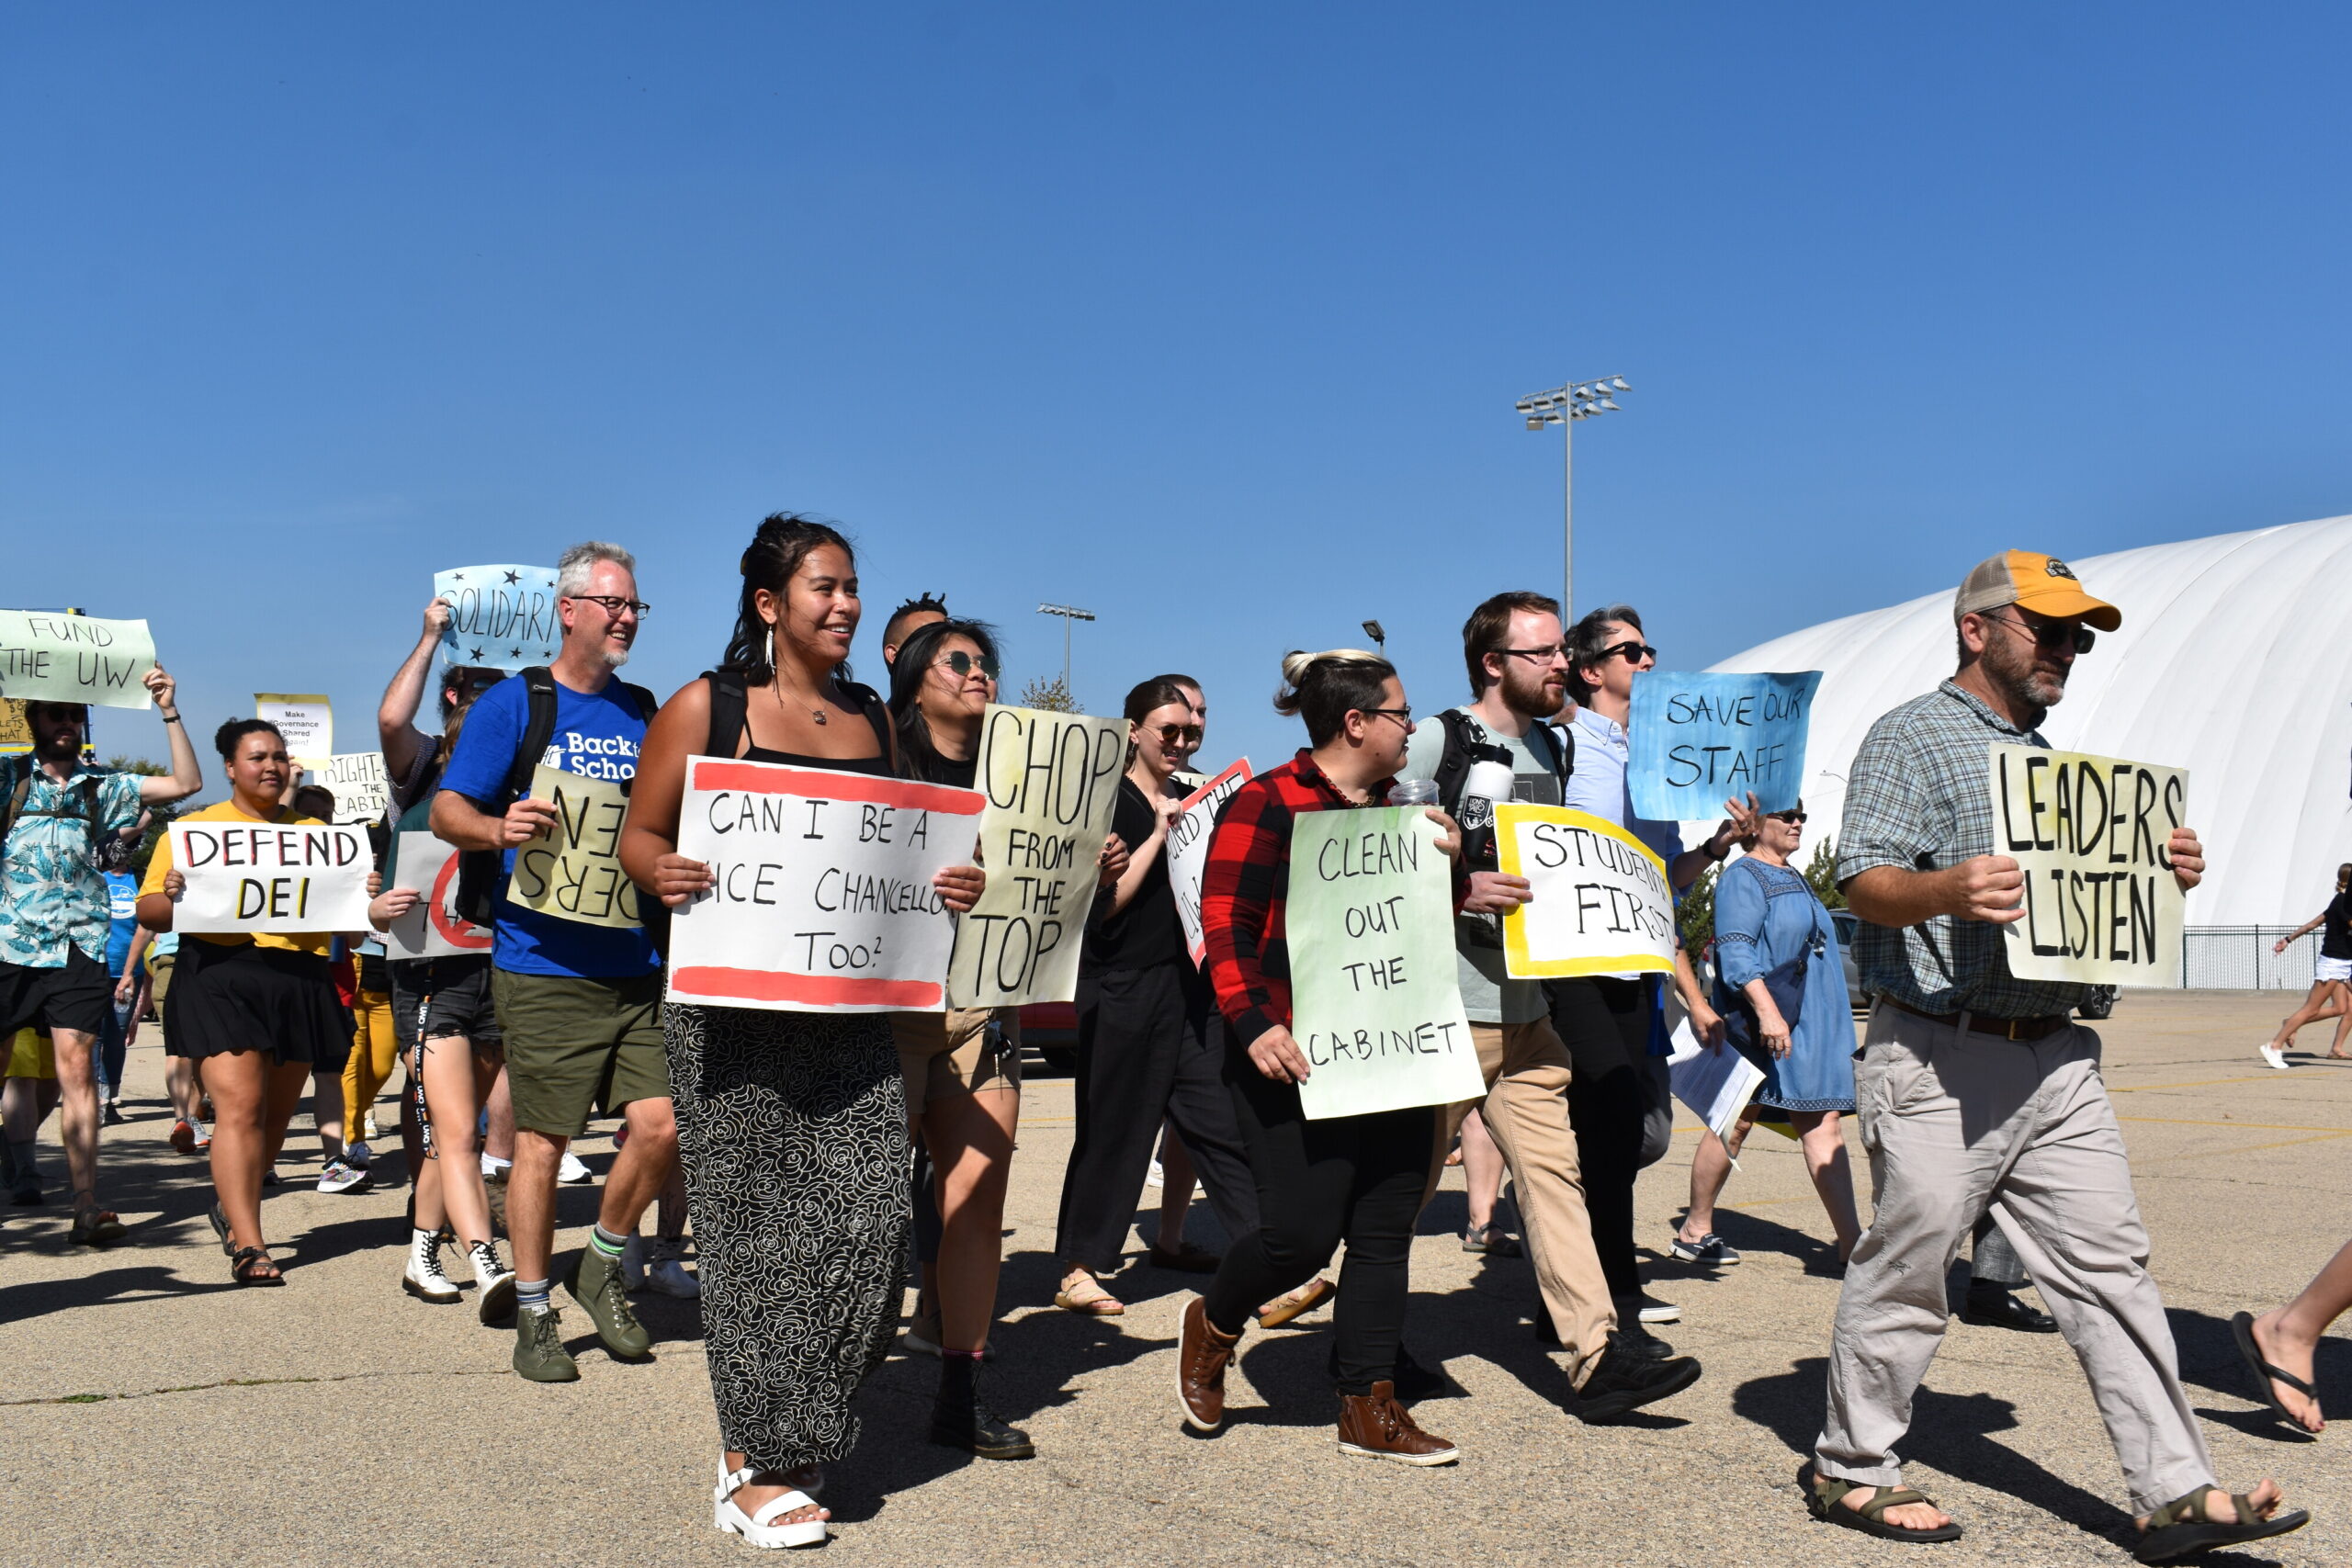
[1674,802,1861,1267]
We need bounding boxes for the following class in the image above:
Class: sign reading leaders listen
[0,613,156,710]
[1627,670,1821,820]
[1287,806,1485,1121]
[169,819,373,934]
[1987,742,2188,987]
[511,764,641,929]
[1168,758,1253,964]
[387,832,492,960]
[1494,804,1677,979]
[667,757,986,1011]
[436,566,561,671]
[946,704,1126,1009]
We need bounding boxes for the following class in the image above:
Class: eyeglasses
[937,650,1001,681]
[565,594,650,619]
[1985,611,2095,655]
[1769,810,1808,824]
[1498,645,1569,664]
[1362,705,1414,729]
[1155,722,1205,746]
[1597,640,1658,665]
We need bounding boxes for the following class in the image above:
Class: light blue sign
[435,566,561,671]
[1627,670,1822,819]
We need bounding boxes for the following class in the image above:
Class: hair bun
[1282,648,1384,683]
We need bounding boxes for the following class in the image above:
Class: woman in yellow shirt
[139,720,377,1285]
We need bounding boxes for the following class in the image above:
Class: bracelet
[1706,838,1729,862]
[159,713,182,725]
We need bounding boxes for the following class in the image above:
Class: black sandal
[1803,1463,1963,1543]
[230,1246,285,1287]
[2231,1311,2320,1435]
[2133,1484,2309,1563]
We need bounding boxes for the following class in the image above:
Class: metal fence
[2179,927,2319,990]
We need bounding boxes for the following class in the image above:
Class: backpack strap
[837,680,896,768]
[701,671,749,759]
[493,668,561,809]
[1430,708,1514,818]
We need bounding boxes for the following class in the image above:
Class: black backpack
[701,670,894,765]
[1429,709,1574,949]
[451,668,662,927]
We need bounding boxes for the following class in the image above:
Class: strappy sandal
[209,1201,233,1256]
[1053,1273,1125,1316]
[714,1457,829,1549]
[2133,1484,2309,1563]
[230,1247,285,1287]
[1256,1274,1337,1328]
[1462,1224,1523,1258]
[2231,1311,2321,1435]
[67,1206,128,1247]
[1803,1464,1963,1542]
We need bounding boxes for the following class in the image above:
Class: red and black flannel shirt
[1203,750,1397,1050]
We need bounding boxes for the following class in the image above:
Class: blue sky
[7,6,2348,778]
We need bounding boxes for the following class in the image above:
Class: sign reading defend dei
[169,819,373,934]
[1988,743,2188,987]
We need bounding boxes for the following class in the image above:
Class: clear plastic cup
[1388,778,1440,808]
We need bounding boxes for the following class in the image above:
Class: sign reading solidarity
[436,566,561,671]
[1288,806,1484,1120]
[667,757,985,1011]
[314,752,392,825]
[0,613,156,710]
[1988,743,2188,987]
[387,831,492,959]
[169,819,373,934]
[1627,670,1821,819]
[511,764,642,929]
[1168,758,1253,964]
[1495,804,1677,978]
[255,694,334,767]
[946,704,1126,1009]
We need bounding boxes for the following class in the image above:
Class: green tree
[1019,675,1079,714]
[1803,835,1845,909]
[104,753,179,877]
[1678,863,1719,957]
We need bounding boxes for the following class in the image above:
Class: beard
[1498,663,1563,720]
[1982,630,2066,716]
[600,646,632,671]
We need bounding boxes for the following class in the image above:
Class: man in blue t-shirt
[432,541,677,1383]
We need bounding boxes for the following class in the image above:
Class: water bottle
[1459,759,1515,870]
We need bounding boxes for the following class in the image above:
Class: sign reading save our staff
[436,566,561,671]
[1288,806,1484,1120]
[511,764,641,929]
[168,819,373,934]
[0,613,156,710]
[946,704,1125,1009]
[1627,670,1820,819]
[387,832,492,960]
[667,757,985,1011]
[1494,804,1677,978]
[1988,743,2188,987]
[1168,758,1253,964]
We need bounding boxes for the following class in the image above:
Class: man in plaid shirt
[1804,551,2304,1558]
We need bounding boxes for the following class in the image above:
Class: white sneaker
[345,1139,373,1170]
[558,1151,594,1184]
[403,1230,460,1303]
[362,1113,383,1143]
[1618,1292,1680,1325]
[1144,1158,1164,1188]
[2260,1043,2291,1070]
[480,1153,511,1182]
[469,1238,517,1324]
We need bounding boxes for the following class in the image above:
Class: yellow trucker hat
[1951,549,2121,632]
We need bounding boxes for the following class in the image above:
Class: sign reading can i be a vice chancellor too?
[1988,743,2188,987]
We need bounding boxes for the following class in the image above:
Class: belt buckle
[2004,1018,2028,1042]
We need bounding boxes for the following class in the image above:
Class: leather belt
[1880,996,2073,1042]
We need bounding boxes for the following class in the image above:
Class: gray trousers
[1815,1006,2214,1514]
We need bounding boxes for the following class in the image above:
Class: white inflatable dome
[1702,516,2352,928]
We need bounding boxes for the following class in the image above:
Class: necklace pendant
[812,710,827,725]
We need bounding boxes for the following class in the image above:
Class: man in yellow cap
[1800,552,2309,1558]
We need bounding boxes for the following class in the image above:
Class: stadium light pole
[1514,376,1630,619]
[1036,603,1095,696]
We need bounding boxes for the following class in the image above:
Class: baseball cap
[1952,550,2120,633]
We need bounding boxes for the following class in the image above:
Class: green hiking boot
[567,1244,651,1359]
[513,1303,580,1382]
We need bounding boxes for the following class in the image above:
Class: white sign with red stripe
[386,832,493,960]
[1168,757,1252,965]
[667,757,986,1012]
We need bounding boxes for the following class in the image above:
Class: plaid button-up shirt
[1836,679,2091,1021]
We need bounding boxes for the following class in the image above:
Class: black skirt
[164,939,345,1066]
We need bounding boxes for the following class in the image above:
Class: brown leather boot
[1178,1296,1240,1432]
[1336,1382,1460,1465]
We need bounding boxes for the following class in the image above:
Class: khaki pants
[1433,1018,1616,1384]
[1815,1005,2214,1513]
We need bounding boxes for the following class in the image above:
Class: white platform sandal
[714,1457,829,1550]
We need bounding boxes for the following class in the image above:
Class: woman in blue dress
[1670,803,1861,1268]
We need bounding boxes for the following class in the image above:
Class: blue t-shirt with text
[436,674,661,980]
[104,872,140,976]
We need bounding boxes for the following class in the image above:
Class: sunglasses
[1768,810,1808,824]
[1151,722,1204,746]
[1987,611,2096,655]
[1598,640,1658,665]
[938,650,1001,681]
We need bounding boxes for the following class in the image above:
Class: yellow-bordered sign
[1496,803,1677,979]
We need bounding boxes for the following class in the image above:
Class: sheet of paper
[255,694,334,766]
[1988,742,2188,987]
[387,831,493,960]
[1666,1011,1766,1145]
[667,757,985,1011]
[313,751,391,824]
[1288,806,1486,1121]
[945,704,1125,1009]
[1496,804,1677,979]
[510,764,642,929]
[436,566,562,671]
[1168,758,1253,965]
[169,819,373,934]
[0,613,156,710]
[1627,670,1820,820]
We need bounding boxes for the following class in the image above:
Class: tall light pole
[1515,375,1630,619]
[1036,603,1095,696]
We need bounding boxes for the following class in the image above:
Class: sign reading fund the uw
[1987,743,2187,987]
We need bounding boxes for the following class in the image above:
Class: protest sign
[1495,804,1677,978]
[0,613,155,710]
[0,700,28,753]
[255,694,333,766]
[945,705,1125,1009]
[387,831,492,960]
[436,566,561,671]
[169,819,373,934]
[1989,743,2188,987]
[314,752,391,824]
[1288,806,1484,1120]
[667,757,985,1011]
[511,764,642,929]
[1168,758,1253,964]
[1627,670,1821,819]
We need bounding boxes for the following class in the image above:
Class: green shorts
[492,968,671,1138]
